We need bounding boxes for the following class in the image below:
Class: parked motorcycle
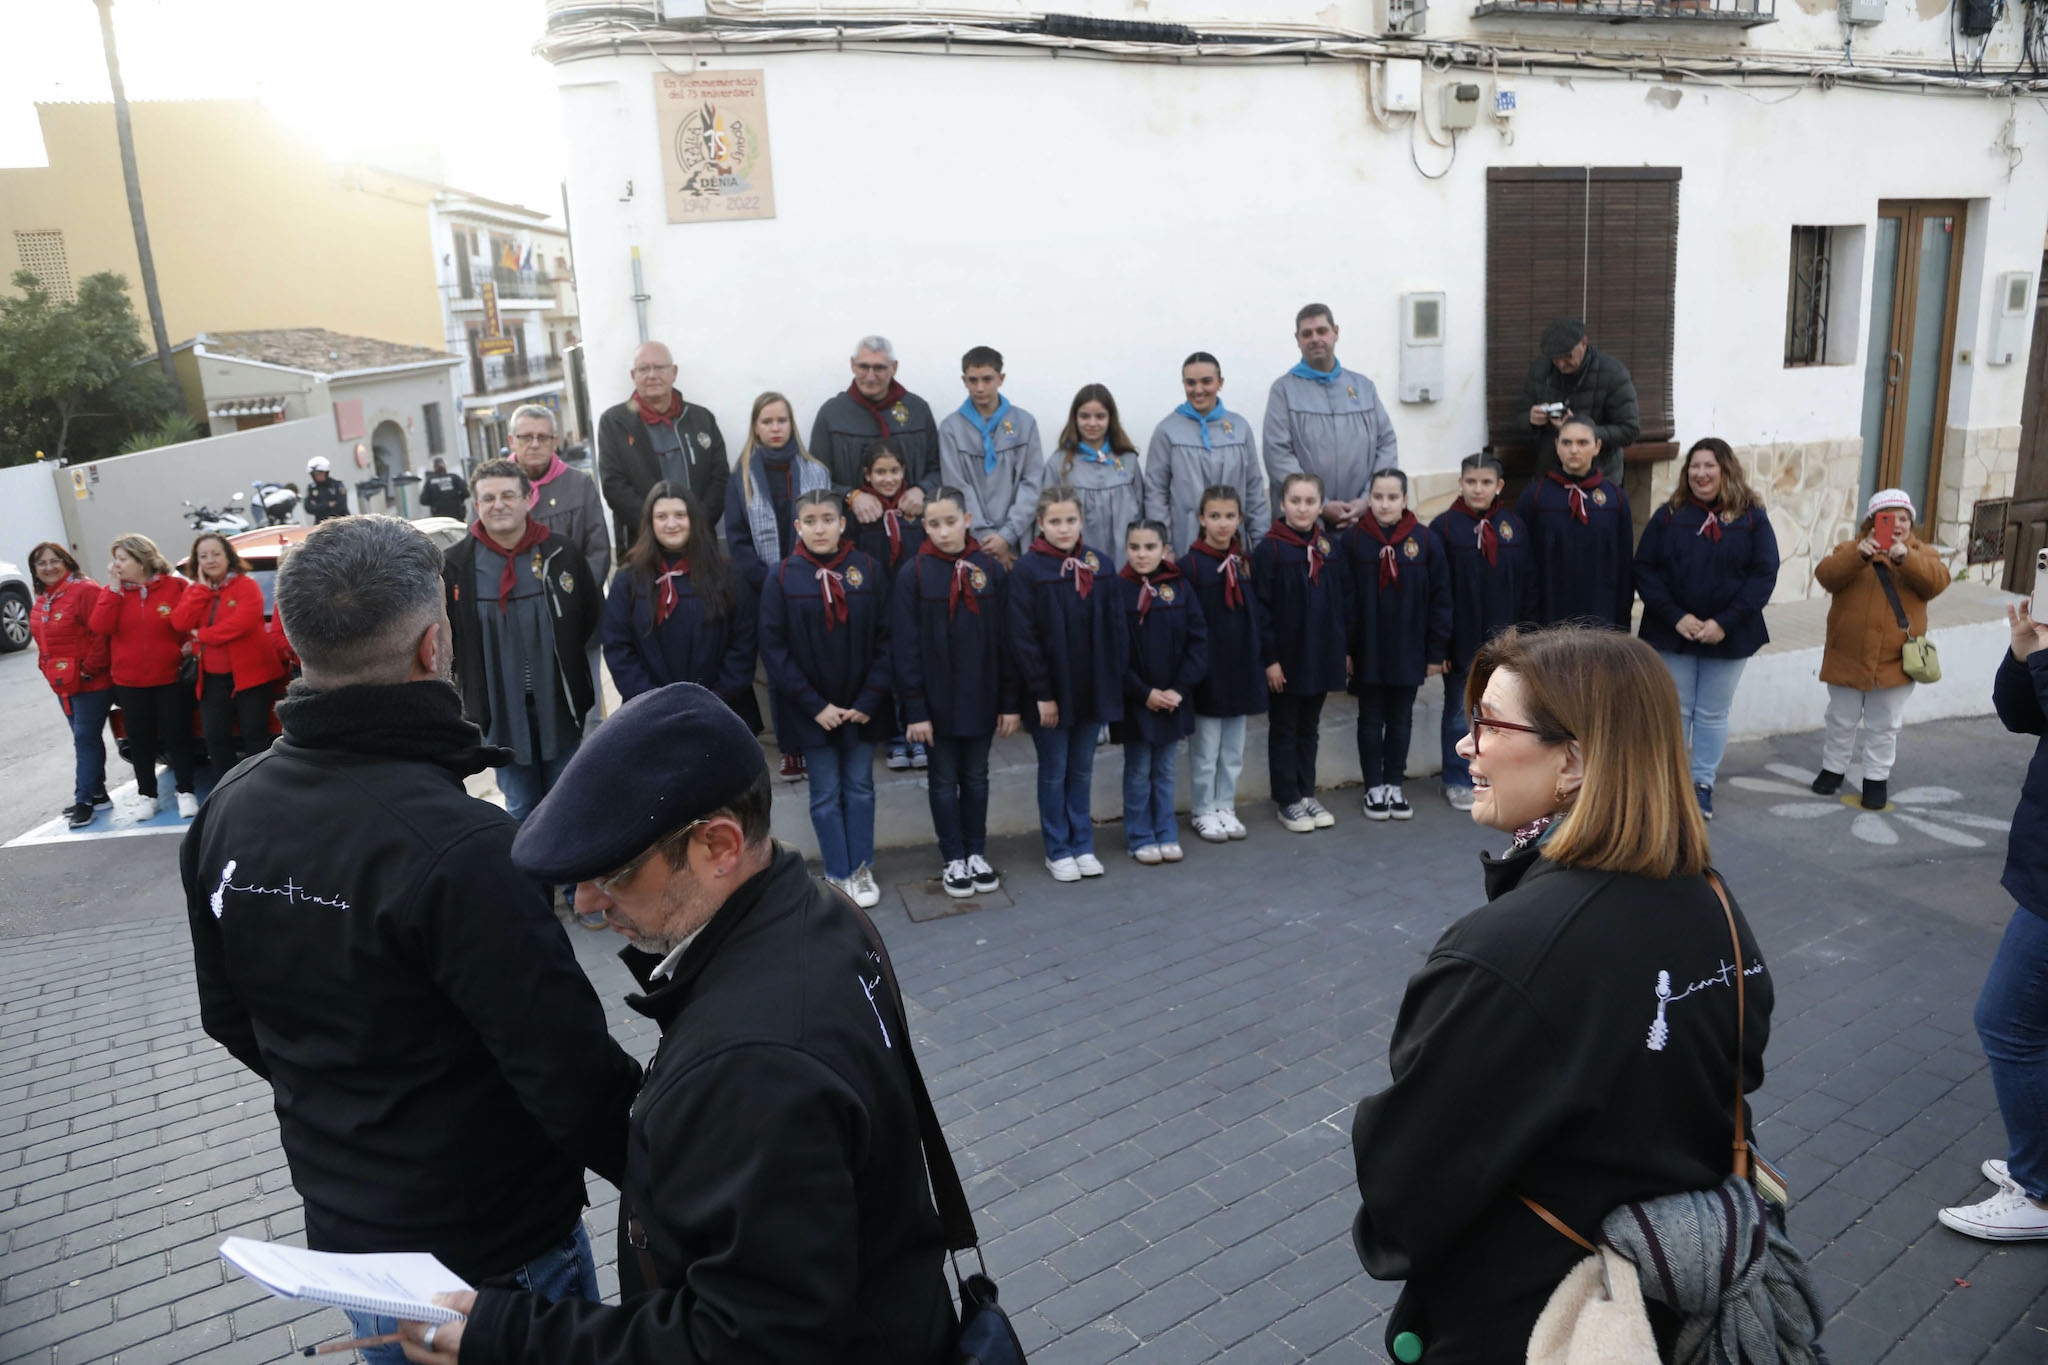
[251,480,299,526]
[184,491,252,535]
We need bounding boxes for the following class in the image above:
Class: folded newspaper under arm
[218,1237,471,1324]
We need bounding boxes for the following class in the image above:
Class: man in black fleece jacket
[182,515,640,1364]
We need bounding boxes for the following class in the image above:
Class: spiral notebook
[218,1236,471,1324]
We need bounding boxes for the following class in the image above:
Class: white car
[0,560,30,653]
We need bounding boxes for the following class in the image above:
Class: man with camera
[1517,318,1640,481]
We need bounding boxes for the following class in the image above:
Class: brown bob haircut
[1465,623,1710,879]
[26,542,81,579]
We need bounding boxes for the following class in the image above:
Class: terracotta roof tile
[199,329,457,374]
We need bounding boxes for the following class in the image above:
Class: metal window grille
[1785,225,1832,366]
[13,230,74,303]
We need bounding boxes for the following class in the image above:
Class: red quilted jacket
[32,577,113,712]
[86,574,191,688]
[172,574,285,694]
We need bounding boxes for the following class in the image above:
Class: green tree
[0,269,175,468]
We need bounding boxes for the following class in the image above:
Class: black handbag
[851,905,1029,1365]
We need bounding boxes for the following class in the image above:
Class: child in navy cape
[1114,519,1208,865]
[1183,486,1265,843]
[1253,472,1350,834]
[602,481,756,710]
[1343,469,1451,822]
[892,485,1019,898]
[1007,483,1127,882]
[849,439,927,772]
[1516,415,1635,629]
[758,490,892,906]
[1427,453,1537,808]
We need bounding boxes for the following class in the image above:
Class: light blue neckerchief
[1288,359,1342,385]
[1075,441,1117,467]
[957,397,1012,474]
[1174,401,1231,451]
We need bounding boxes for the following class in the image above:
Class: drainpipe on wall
[631,246,650,346]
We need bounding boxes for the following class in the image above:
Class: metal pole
[630,245,650,345]
[93,0,179,396]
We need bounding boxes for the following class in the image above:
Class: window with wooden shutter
[1486,167,1679,471]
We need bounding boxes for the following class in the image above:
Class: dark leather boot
[1861,778,1887,810]
[1811,769,1844,796]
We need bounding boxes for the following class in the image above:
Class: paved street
[1,681,2046,1361]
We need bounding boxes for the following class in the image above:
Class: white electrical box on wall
[1382,60,1423,113]
[1839,0,1884,23]
[1399,291,1446,403]
[1991,271,2035,365]
[1442,83,1482,130]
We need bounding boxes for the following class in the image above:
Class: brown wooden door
[2000,257,2048,593]
[1858,201,1966,519]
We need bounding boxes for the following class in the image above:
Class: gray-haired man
[810,334,939,526]
[510,404,610,581]
[181,514,639,1365]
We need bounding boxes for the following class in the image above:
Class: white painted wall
[0,463,71,567]
[556,50,2048,481]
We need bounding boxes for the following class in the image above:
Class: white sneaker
[1045,856,1082,883]
[966,854,1000,893]
[1193,813,1229,844]
[850,864,882,909]
[1132,845,1163,865]
[1158,843,1184,863]
[1220,810,1248,840]
[1938,1186,2048,1241]
[826,875,858,902]
[1445,785,1475,811]
[176,791,200,820]
[1303,797,1335,829]
[1984,1158,2021,1192]
[1074,853,1105,878]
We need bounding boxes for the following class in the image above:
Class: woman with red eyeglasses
[1349,624,1807,1363]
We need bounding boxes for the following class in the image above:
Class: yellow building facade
[0,99,444,352]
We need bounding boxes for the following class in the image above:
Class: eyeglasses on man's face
[510,431,557,446]
[631,364,676,378]
[593,819,707,898]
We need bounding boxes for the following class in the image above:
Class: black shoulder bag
[851,905,1030,1365]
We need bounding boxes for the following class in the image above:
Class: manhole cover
[899,878,1014,922]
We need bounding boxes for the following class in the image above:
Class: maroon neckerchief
[846,380,908,437]
[1118,560,1182,622]
[652,555,690,626]
[632,389,685,426]
[1358,511,1420,590]
[1546,469,1605,526]
[863,483,908,566]
[917,541,981,618]
[1188,536,1247,610]
[1266,520,1325,585]
[794,542,853,630]
[1451,497,1501,567]
[1688,497,1725,544]
[469,519,552,614]
[1031,535,1093,599]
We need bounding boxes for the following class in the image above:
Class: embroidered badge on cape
[696,431,711,449]
[558,572,575,593]
[968,565,988,591]
[1592,488,1609,507]
[890,403,910,425]
[1083,551,1101,571]
[1500,522,1516,541]
[1402,539,1420,560]
[845,565,865,589]
[1158,583,1176,604]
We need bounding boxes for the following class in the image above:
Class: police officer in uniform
[396,683,957,1365]
[421,457,469,521]
[305,456,349,522]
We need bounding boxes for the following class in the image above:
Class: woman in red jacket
[174,533,286,780]
[87,534,200,819]
[28,542,114,829]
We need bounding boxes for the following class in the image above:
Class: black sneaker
[1861,778,1887,811]
[88,790,112,810]
[1386,786,1413,821]
[65,803,94,830]
[966,854,1000,894]
[1361,786,1391,821]
[1694,783,1714,821]
[1811,769,1844,796]
[942,860,975,899]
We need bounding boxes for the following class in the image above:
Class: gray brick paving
[3,716,2048,1362]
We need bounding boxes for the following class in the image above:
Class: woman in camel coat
[1812,488,1949,811]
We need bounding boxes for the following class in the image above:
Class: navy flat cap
[1540,318,1587,359]
[511,683,766,884]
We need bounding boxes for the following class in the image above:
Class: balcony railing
[456,267,560,302]
[476,354,566,394]
[1472,0,1774,24]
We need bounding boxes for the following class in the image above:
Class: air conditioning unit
[1839,0,1884,25]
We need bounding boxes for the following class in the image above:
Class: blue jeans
[1031,723,1099,860]
[1976,908,2048,1200]
[1188,715,1245,816]
[62,689,113,807]
[1355,684,1419,790]
[805,730,877,879]
[1122,740,1179,852]
[1440,664,1471,787]
[345,1222,598,1365]
[925,735,992,863]
[1658,652,1749,788]
[498,737,582,821]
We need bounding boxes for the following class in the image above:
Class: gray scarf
[471,543,569,765]
[1602,1174,1827,1365]
[743,446,830,569]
